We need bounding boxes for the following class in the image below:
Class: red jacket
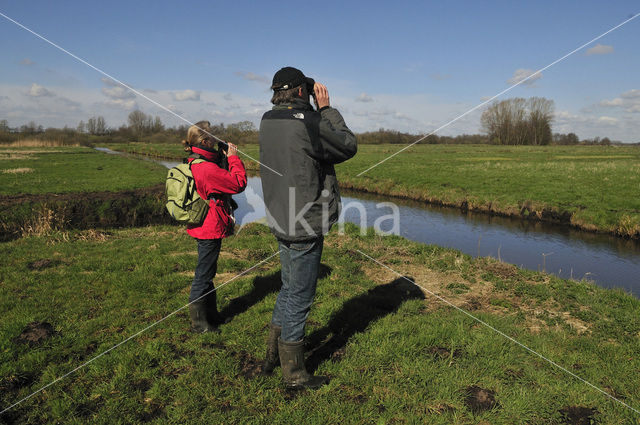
[186,146,247,239]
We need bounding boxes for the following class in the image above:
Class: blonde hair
[182,120,213,152]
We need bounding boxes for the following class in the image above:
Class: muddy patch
[559,406,597,425]
[12,322,57,346]
[231,350,262,379]
[464,385,499,413]
[279,387,306,401]
[0,372,36,392]
[27,259,57,270]
[427,346,463,360]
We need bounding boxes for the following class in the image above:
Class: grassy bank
[336,144,640,238]
[100,143,640,238]
[0,146,167,195]
[0,147,170,241]
[1,223,639,423]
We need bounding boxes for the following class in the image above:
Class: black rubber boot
[262,324,281,374]
[204,291,228,326]
[278,338,328,389]
[189,299,220,333]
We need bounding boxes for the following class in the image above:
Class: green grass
[101,143,640,237]
[0,146,167,195]
[1,223,639,423]
[335,144,640,237]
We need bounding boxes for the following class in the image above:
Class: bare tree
[481,97,554,145]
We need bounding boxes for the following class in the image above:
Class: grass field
[99,143,640,238]
[0,146,167,196]
[1,223,639,424]
[0,146,170,241]
[335,144,640,237]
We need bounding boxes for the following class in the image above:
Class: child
[182,121,247,333]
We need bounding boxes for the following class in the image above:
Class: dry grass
[20,206,69,238]
[1,167,34,174]
[2,139,82,147]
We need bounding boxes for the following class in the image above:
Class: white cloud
[105,99,138,110]
[234,71,269,83]
[355,93,374,103]
[507,68,542,87]
[597,116,618,125]
[101,78,136,100]
[27,83,55,97]
[585,44,614,56]
[171,89,201,101]
[20,58,35,66]
[599,89,640,113]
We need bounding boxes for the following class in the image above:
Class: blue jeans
[271,236,324,342]
[190,238,222,303]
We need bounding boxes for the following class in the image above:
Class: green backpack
[165,159,209,224]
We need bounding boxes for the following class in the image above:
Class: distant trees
[127,110,164,137]
[481,97,554,145]
[86,116,107,135]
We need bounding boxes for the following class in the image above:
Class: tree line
[0,99,625,146]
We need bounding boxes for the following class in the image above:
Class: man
[259,67,357,389]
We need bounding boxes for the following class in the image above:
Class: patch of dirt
[12,322,57,346]
[279,387,306,400]
[231,351,262,379]
[427,346,462,360]
[483,261,519,279]
[202,342,227,350]
[346,393,369,404]
[27,259,56,270]
[464,385,499,413]
[0,372,36,392]
[357,247,593,337]
[559,406,597,425]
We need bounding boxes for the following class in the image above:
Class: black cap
[272,67,315,91]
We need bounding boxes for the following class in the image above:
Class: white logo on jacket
[293,113,304,119]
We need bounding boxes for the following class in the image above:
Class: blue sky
[1,1,639,141]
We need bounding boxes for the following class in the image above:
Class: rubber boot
[278,338,328,389]
[204,291,228,326]
[189,300,220,333]
[262,324,281,374]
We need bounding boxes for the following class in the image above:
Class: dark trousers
[190,238,222,303]
[271,236,324,342]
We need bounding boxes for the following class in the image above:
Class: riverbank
[1,223,638,423]
[98,143,640,239]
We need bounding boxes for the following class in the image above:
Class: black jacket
[259,99,357,241]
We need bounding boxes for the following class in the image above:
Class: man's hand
[313,82,330,110]
[226,142,238,157]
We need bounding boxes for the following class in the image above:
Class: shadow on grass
[219,264,332,321]
[305,276,424,372]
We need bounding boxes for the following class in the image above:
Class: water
[96,147,640,294]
